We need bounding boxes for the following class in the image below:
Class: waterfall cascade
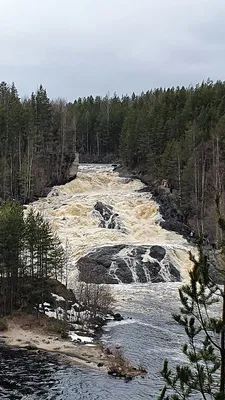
[26,164,193,286]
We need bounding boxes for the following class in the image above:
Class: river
[1,164,194,399]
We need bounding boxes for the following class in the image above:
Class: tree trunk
[220,285,225,395]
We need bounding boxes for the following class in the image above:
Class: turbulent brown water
[1,164,195,399]
[26,164,193,283]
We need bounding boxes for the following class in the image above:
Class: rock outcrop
[77,244,181,284]
[113,165,194,242]
[93,201,123,230]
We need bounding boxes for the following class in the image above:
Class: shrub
[75,282,114,325]
[45,319,69,338]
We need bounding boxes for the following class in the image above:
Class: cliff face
[67,153,79,182]
[113,166,194,243]
[15,153,79,204]
[33,153,79,199]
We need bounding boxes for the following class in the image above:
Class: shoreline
[1,314,147,379]
[1,315,108,371]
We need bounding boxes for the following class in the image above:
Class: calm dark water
[0,283,188,400]
[0,347,63,399]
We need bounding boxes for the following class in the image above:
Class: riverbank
[2,313,106,370]
[1,313,146,379]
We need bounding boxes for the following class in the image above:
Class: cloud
[0,0,225,99]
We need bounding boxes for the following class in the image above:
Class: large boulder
[150,245,166,261]
[77,244,181,284]
[93,202,123,230]
[94,201,113,223]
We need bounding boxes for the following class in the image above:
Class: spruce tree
[24,209,66,314]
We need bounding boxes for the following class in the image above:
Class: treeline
[70,79,225,242]
[1,80,225,240]
[119,80,225,241]
[0,202,66,317]
[0,82,124,202]
[0,82,76,203]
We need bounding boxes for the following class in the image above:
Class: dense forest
[1,80,225,241]
[0,82,76,202]
[0,203,66,317]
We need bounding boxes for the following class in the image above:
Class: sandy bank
[2,314,108,371]
[2,313,147,379]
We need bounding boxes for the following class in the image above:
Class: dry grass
[5,311,69,338]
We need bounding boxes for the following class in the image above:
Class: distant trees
[0,203,66,317]
[0,82,76,203]
[1,80,225,240]
[118,81,225,242]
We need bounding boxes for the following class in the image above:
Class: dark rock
[137,186,152,193]
[68,175,76,182]
[108,370,116,376]
[98,362,104,367]
[105,347,113,355]
[136,264,147,283]
[125,376,133,381]
[61,332,68,339]
[108,213,121,229]
[148,262,162,283]
[160,220,191,238]
[168,263,181,282]
[114,259,133,283]
[77,244,181,284]
[0,337,5,345]
[94,201,113,223]
[94,202,122,230]
[24,344,38,350]
[150,246,166,261]
[113,313,124,321]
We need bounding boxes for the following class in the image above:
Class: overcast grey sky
[0,0,225,100]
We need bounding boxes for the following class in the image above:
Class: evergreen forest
[0,202,66,317]
[1,79,225,241]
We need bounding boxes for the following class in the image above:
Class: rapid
[1,164,194,399]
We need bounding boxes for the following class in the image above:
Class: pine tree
[159,201,225,399]
[23,209,66,315]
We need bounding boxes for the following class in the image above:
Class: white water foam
[25,164,194,286]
